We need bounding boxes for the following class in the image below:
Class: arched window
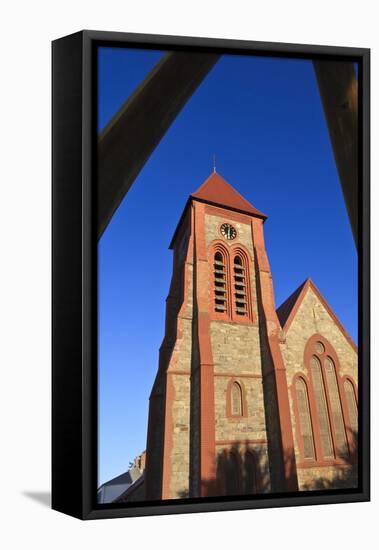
[344,378,358,434]
[213,251,228,314]
[227,379,246,418]
[210,244,253,322]
[295,377,315,460]
[224,452,240,495]
[231,381,243,417]
[324,357,348,455]
[233,255,247,316]
[310,355,334,459]
[244,452,258,494]
[303,336,356,463]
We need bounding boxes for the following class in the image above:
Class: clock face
[220,223,237,240]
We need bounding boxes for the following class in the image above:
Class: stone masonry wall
[205,210,271,492]
[164,233,194,498]
[211,323,266,441]
[281,286,358,490]
[215,443,271,493]
[168,373,191,497]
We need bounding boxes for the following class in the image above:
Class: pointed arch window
[231,382,243,416]
[295,377,315,460]
[300,335,357,463]
[344,378,358,434]
[324,357,348,455]
[310,355,334,459]
[213,251,228,314]
[227,379,246,419]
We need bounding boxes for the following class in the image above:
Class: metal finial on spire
[213,154,216,173]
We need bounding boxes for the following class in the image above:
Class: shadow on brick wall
[178,429,358,498]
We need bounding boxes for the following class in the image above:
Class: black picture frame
[52,30,370,520]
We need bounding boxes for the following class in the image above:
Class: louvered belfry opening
[211,245,252,322]
[214,251,228,313]
[233,255,247,316]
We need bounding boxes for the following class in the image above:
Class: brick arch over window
[301,334,356,463]
[226,378,247,419]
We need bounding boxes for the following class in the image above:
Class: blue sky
[98,47,357,486]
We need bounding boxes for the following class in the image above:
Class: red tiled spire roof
[190,171,267,219]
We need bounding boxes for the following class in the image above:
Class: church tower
[145,171,299,499]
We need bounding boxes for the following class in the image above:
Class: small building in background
[97,450,146,504]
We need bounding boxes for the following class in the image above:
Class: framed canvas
[52,30,370,520]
